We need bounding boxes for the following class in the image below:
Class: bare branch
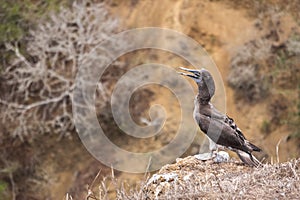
[0,1,120,139]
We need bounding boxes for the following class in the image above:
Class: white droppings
[147,173,178,185]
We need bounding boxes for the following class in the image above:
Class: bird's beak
[178,67,199,79]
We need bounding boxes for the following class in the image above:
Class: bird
[179,66,262,167]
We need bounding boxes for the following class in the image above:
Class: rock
[214,151,230,163]
[143,156,300,199]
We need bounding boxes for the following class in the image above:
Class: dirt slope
[109,0,299,161]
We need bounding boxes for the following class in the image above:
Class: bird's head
[179,66,215,102]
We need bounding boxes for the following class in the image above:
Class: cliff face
[108,0,300,161]
[143,156,300,199]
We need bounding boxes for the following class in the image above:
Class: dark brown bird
[179,67,261,167]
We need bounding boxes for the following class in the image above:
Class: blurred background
[0,0,299,199]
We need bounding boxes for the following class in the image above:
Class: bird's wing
[197,105,260,152]
[223,115,246,141]
[209,106,247,142]
[222,115,261,151]
[196,113,248,151]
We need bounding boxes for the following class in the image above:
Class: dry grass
[144,156,300,199]
[67,156,300,200]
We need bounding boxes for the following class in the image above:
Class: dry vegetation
[228,7,300,140]
[0,1,121,140]
[144,157,300,200]
[0,1,126,199]
[69,157,300,200]
[228,8,300,102]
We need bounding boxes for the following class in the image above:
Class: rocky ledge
[143,156,300,199]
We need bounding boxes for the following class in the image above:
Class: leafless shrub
[75,167,148,200]
[228,7,300,103]
[228,39,271,102]
[286,36,300,55]
[0,1,120,140]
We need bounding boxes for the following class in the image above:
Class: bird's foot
[194,152,216,161]
[194,151,230,163]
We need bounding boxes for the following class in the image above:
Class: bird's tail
[236,150,262,167]
[247,141,261,152]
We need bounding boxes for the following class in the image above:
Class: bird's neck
[197,93,210,105]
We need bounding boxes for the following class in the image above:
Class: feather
[236,150,262,167]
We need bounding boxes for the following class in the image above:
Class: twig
[9,172,16,200]
[0,89,72,111]
[90,169,102,190]
[0,157,17,200]
[144,156,152,180]
[86,169,102,200]
[65,193,73,200]
[276,137,284,163]
[289,162,299,180]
